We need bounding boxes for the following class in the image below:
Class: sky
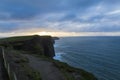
[0,0,120,37]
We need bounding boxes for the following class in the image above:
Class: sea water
[54,36,120,80]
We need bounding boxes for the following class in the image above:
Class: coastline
[0,35,97,80]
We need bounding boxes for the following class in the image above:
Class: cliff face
[0,35,55,57]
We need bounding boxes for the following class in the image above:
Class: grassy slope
[4,48,42,80]
[34,54,97,80]
[0,35,34,42]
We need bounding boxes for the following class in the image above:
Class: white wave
[53,52,66,60]
[54,44,60,48]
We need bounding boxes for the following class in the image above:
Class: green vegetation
[14,57,29,63]
[0,35,36,48]
[0,35,35,42]
[21,63,42,80]
[33,54,97,80]
[53,60,97,80]
[13,50,42,80]
[4,48,42,80]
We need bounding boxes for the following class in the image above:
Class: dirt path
[24,54,65,80]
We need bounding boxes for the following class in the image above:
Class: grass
[0,35,38,43]
[33,54,97,80]
[53,60,97,80]
[13,50,42,80]
[0,35,35,47]
[14,57,29,63]
[52,60,79,80]
[4,48,42,80]
[21,63,42,80]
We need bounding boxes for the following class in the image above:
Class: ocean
[54,36,120,80]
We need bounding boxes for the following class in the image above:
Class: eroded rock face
[0,35,55,58]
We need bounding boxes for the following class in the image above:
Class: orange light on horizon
[34,31,81,37]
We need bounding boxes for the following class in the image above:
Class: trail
[24,54,65,80]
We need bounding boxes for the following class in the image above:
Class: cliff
[53,37,60,40]
[0,35,55,57]
[0,35,97,80]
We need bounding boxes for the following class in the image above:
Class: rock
[52,37,60,40]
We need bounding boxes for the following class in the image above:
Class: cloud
[106,10,120,15]
[0,0,104,20]
[0,0,120,36]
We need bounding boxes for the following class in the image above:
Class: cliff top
[0,35,52,43]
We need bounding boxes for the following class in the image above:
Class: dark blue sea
[54,37,120,80]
